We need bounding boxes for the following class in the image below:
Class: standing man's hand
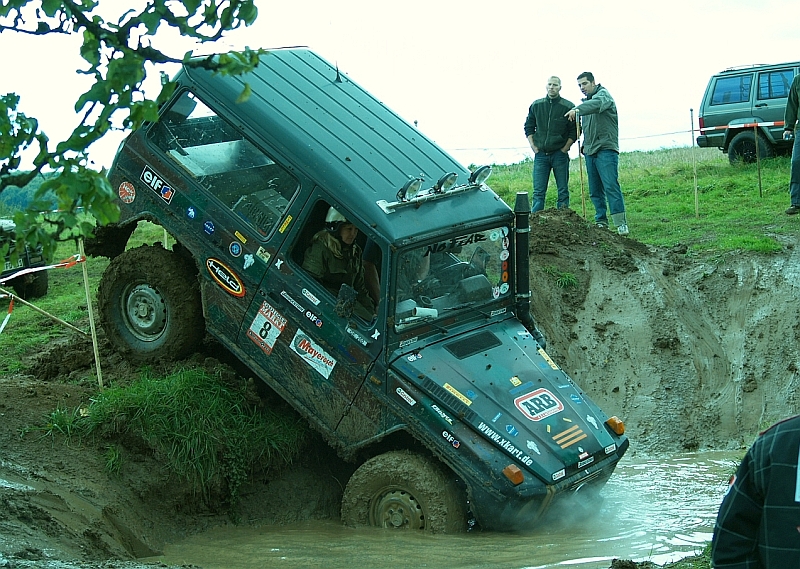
[784,129,795,141]
[565,109,578,121]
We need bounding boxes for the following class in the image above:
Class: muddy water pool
[154,451,739,569]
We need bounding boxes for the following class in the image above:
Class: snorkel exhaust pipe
[514,192,546,349]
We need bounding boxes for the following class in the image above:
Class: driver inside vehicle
[302,207,376,320]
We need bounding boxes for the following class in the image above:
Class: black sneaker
[787,205,800,215]
[596,221,608,229]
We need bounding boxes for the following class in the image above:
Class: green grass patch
[28,366,307,512]
[0,220,168,375]
[491,147,795,254]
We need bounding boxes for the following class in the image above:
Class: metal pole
[575,111,586,219]
[0,286,88,336]
[690,109,699,219]
[753,122,763,198]
[79,238,103,388]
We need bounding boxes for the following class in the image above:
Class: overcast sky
[1,0,797,169]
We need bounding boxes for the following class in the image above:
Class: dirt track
[1,208,797,567]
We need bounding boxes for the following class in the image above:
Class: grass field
[490,146,795,254]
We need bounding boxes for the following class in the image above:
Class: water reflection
[155,452,739,569]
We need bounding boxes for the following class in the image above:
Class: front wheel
[98,244,204,363]
[341,450,466,533]
[728,131,774,164]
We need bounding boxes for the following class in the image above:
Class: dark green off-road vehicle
[0,219,49,300]
[87,48,628,532]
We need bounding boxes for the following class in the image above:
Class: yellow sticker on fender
[538,347,559,370]
[444,383,472,406]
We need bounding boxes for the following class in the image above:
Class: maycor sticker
[246,301,287,356]
[514,388,564,421]
[206,258,245,298]
[291,329,336,379]
[140,165,174,204]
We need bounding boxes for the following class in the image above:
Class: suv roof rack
[720,61,800,73]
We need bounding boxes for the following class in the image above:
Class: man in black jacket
[524,76,577,212]
[711,414,800,568]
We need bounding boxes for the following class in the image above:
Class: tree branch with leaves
[0,0,263,261]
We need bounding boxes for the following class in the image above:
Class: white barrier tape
[0,254,85,285]
[0,296,14,336]
[699,121,785,133]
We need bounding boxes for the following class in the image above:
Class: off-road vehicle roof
[178,48,509,244]
[715,61,800,74]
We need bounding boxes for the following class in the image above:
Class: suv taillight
[698,116,705,130]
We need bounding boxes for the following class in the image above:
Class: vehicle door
[701,72,754,148]
[145,89,302,339]
[236,195,388,448]
[754,65,797,142]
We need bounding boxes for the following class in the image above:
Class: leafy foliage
[0,1,264,262]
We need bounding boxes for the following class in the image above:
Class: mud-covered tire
[341,450,466,533]
[98,244,203,363]
[11,270,48,300]
[728,131,774,164]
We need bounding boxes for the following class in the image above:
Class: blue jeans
[584,149,625,223]
[791,134,800,206]
[531,150,570,212]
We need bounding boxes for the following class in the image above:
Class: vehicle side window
[292,201,378,321]
[757,69,795,100]
[710,75,752,105]
[147,91,299,239]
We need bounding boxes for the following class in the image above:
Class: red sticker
[118,182,135,204]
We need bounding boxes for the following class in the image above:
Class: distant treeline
[0,172,58,214]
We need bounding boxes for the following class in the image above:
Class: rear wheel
[11,270,48,300]
[341,450,466,533]
[728,131,774,164]
[98,244,203,363]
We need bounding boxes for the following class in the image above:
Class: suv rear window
[148,91,299,239]
[757,69,794,100]
[711,75,752,105]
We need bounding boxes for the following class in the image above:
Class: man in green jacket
[565,72,629,235]
[783,74,800,215]
[524,76,577,212]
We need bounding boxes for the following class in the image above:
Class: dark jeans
[531,150,570,212]
[584,149,625,223]
[791,133,800,207]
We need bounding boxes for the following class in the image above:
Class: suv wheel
[11,270,48,300]
[728,131,774,164]
[340,450,466,533]
[98,244,204,363]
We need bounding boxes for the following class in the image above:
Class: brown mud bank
[2,209,797,567]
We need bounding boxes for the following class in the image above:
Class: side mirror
[335,284,358,318]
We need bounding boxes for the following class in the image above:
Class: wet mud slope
[2,208,799,567]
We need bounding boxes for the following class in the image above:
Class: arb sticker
[514,388,564,421]
[206,258,245,298]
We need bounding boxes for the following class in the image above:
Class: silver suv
[696,61,799,164]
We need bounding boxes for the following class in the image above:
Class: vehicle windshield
[394,226,512,331]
